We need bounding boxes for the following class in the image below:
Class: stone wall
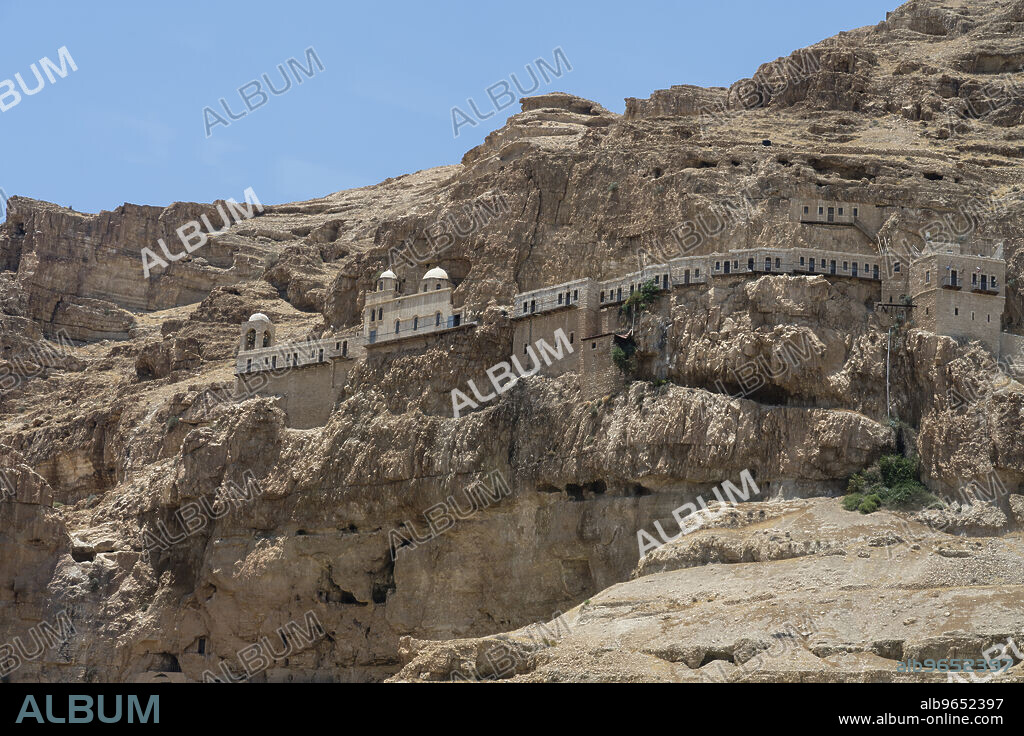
[235,359,351,429]
[512,309,596,377]
[580,334,623,400]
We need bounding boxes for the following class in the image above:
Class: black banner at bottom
[0,682,1019,730]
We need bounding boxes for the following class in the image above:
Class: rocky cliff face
[1,0,1023,683]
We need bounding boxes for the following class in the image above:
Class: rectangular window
[573,289,578,301]
[803,206,809,214]
[591,342,597,350]
[894,262,901,273]
[818,206,824,215]
[838,207,844,215]
[853,207,858,217]
[954,307,959,316]
[695,269,700,277]
[558,293,563,304]
[775,258,780,269]
[569,332,574,344]
[926,271,930,283]
[715,261,721,270]
[800,257,805,266]
[523,302,528,313]
[843,262,848,270]
[600,291,605,302]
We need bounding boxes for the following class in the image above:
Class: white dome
[249,312,270,323]
[422,266,449,280]
[380,269,398,280]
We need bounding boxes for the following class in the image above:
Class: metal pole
[886,327,892,422]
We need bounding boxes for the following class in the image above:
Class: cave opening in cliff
[71,549,96,563]
[714,380,793,406]
[149,653,181,673]
[14,222,26,237]
[699,649,736,667]
[372,558,395,604]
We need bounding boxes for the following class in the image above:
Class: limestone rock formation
[2,0,1024,683]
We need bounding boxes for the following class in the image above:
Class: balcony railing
[942,277,962,290]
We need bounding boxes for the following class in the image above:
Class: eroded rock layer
[2,0,1024,682]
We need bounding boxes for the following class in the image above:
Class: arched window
[378,307,383,320]
[394,319,400,334]
[245,329,256,350]
[262,331,271,347]
[342,341,348,356]
[435,312,441,327]
[413,316,418,330]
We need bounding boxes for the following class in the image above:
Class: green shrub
[611,345,636,374]
[842,493,863,512]
[858,494,882,514]
[620,279,661,317]
[843,454,936,513]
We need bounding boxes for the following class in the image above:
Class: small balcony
[941,277,962,290]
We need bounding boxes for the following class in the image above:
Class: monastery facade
[233,199,1012,427]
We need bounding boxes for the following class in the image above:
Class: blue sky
[0,0,899,217]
